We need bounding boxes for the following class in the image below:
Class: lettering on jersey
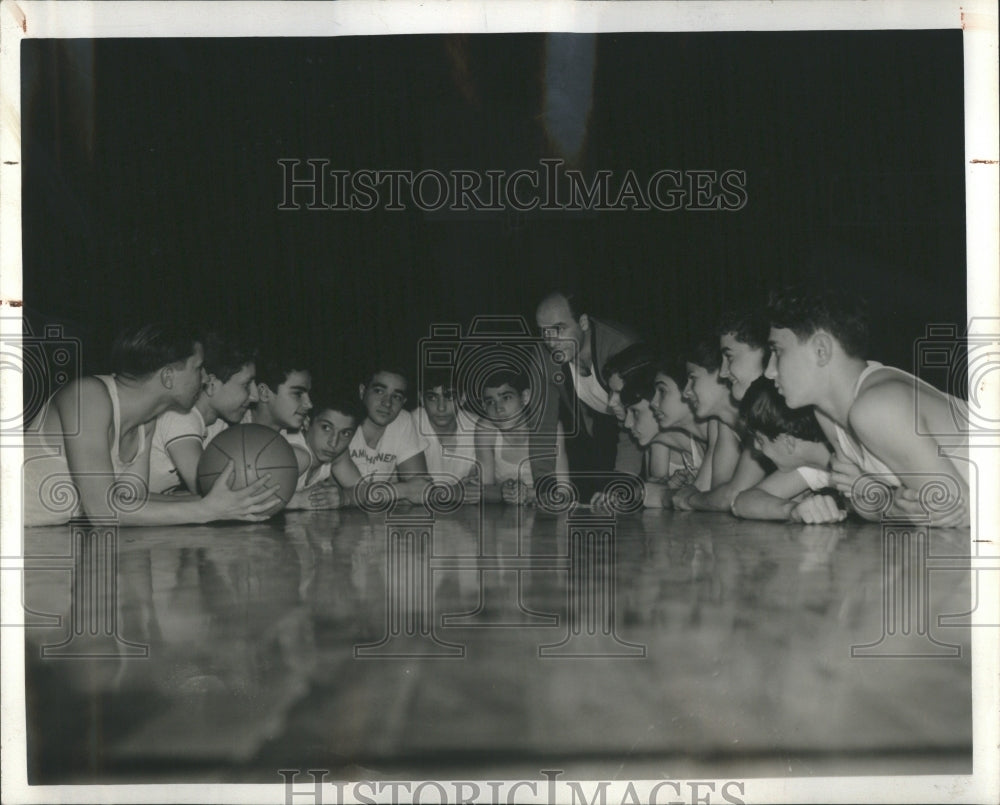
[351,448,397,466]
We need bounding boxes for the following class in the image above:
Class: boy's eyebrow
[288,384,309,393]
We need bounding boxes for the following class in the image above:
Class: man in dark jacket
[530,290,642,499]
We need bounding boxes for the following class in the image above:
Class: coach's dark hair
[686,338,723,374]
[739,376,825,442]
[110,323,199,379]
[481,368,530,395]
[201,332,257,384]
[256,350,310,392]
[768,287,870,359]
[620,363,659,408]
[717,308,770,352]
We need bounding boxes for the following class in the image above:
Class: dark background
[21,32,967,399]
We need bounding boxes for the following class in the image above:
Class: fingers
[794,494,846,524]
[244,476,278,502]
[211,460,237,491]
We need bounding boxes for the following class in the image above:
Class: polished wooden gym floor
[22,505,972,783]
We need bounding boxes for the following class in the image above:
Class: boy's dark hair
[603,342,656,381]
[717,309,769,351]
[311,395,365,425]
[768,287,870,359]
[686,338,723,374]
[256,350,310,392]
[620,362,659,408]
[653,355,691,394]
[739,376,825,442]
[419,366,456,395]
[481,368,530,395]
[110,323,199,379]
[362,365,411,391]
[201,332,257,384]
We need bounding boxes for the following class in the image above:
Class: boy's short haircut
[739,376,826,442]
[482,368,530,395]
[201,332,257,384]
[420,366,456,394]
[654,355,690,392]
[620,363,659,408]
[362,364,410,389]
[717,308,770,351]
[768,287,870,359]
[687,338,723,374]
[110,322,199,379]
[256,350,309,392]
[603,342,656,381]
[312,396,366,425]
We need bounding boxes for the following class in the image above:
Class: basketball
[196,424,300,514]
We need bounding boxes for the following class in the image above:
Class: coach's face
[361,371,407,428]
[536,295,587,365]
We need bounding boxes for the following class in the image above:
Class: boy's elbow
[731,491,751,518]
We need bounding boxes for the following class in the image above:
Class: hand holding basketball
[196,424,301,517]
[201,460,282,522]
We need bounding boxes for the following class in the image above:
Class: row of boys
[22,288,969,527]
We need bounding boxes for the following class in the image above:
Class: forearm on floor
[731,489,795,521]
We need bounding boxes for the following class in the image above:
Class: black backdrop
[22,31,967,399]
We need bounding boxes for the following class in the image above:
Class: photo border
[1,2,997,803]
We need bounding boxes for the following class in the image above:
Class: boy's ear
[813,332,834,367]
[358,383,366,401]
[520,388,532,407]
[578,313,590,332]
[203,373,219,396]
[160,366,175,390]
[779,433,797,454]
[257,382,272,403]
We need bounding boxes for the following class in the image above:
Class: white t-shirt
[349,412,429,479]
[284,429,335,491]
[410,407,477,483]
[148,408,228,494]
[569,362,612,415]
